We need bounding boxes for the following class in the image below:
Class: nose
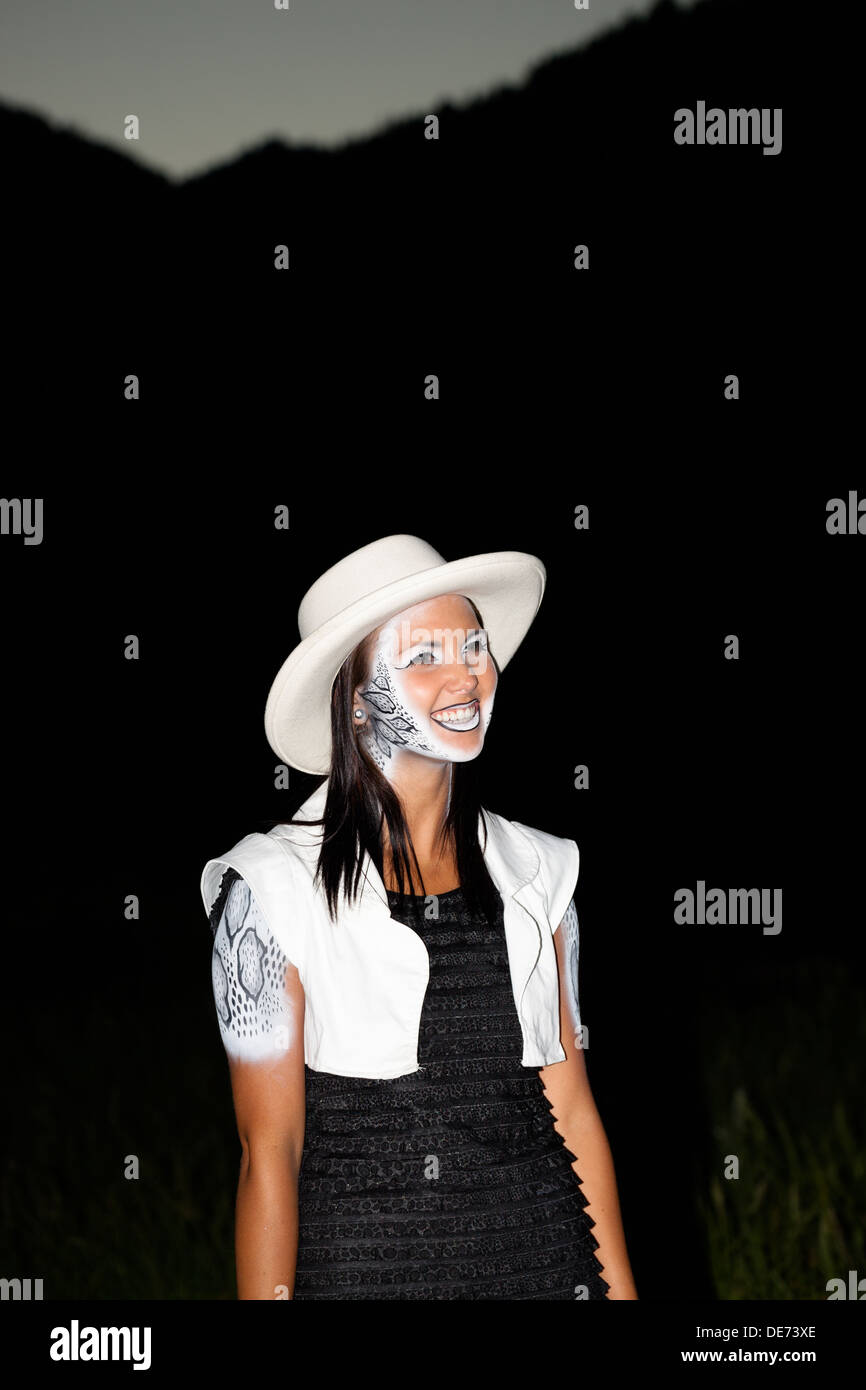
[443,664,479,696]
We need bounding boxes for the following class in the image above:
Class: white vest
[200,781,578,1079]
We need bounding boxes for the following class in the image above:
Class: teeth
[431,701,478,724]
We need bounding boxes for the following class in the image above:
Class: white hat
[264,534,546,774]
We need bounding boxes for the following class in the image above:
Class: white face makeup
[211,872,297,1064]
[356,597,497,776]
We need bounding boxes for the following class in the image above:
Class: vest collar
[274,778,541,907]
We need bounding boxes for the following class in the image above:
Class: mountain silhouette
[4,0,795,435]
[0,3,817,1310]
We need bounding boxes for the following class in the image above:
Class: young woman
[201,534,637,1300]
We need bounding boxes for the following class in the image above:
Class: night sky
[0,0,697,178]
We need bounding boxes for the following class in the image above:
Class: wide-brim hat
[264,534,546,774]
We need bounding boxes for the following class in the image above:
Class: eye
[407,649,436,666]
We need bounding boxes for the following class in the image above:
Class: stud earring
[353,707,366,722]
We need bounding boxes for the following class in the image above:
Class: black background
[1,0,861,1351]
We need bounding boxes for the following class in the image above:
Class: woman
[201,534,637,1300]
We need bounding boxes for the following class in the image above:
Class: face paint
[211,872,297,1063]
[357,618,497,775]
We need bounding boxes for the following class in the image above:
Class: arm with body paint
[210,870,306,1299]
[538,898,638,1300]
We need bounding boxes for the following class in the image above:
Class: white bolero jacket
[200,780,580,1079]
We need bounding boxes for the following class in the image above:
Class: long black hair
[275,603,503,928]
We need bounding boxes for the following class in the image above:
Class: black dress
[292,884,610,1300]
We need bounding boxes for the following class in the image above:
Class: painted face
[356,596,498,774]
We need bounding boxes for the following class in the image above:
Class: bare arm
[228,957,306,1299]
[537,899,638,1300]
[211,873,307,1299]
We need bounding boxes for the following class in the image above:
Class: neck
[381,759,454,866]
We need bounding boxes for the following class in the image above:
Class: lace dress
[291,884,610,1300]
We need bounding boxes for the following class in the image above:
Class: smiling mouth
[430,698,480,730]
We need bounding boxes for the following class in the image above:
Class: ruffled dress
[292,884,610,1300]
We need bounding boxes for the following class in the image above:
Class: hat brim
[263,551,546,774]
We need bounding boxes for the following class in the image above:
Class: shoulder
[200,829,300,908]
[494,811,580,933]
[510,817,579,862]
[200,829,309,968]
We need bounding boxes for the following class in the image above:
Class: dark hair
[276,604,503,929]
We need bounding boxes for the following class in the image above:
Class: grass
[1,957,861,1299]
[695,958,865,1300]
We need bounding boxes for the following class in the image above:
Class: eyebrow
[398,628,487,652]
